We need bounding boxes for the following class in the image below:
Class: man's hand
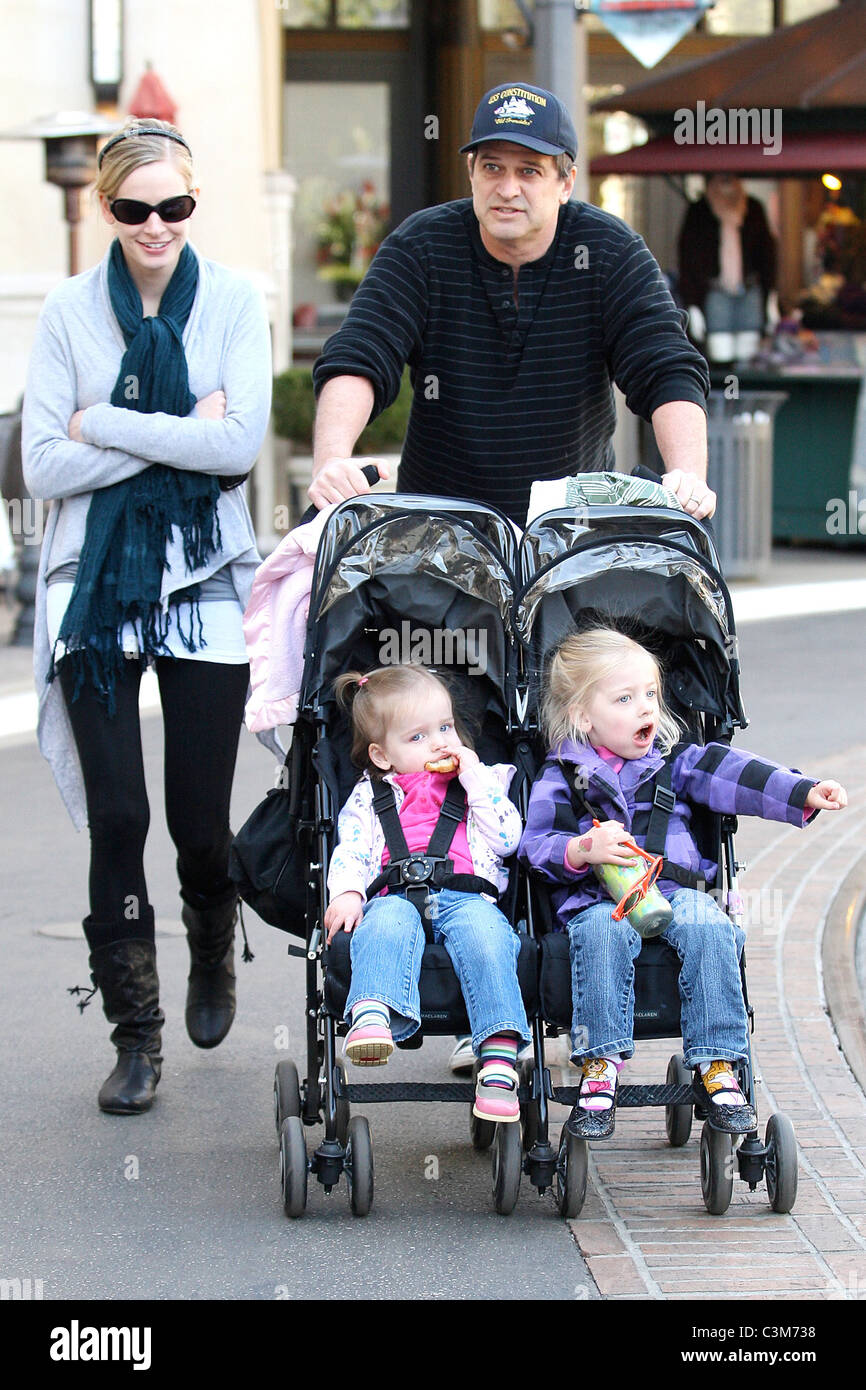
[68,410,85,442]
[308,457,390,510]
[324,891,365,943]
[566,820,638,871]
[806,780,848,812]
[661,469,716,521]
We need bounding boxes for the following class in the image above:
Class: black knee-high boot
[181,887,238,1049]
[84,910,164,1114]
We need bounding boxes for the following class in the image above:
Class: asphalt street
[2,605,864,1301]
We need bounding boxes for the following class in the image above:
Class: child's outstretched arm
[672,744,848,825]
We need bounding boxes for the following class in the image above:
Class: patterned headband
[98,126,192,169]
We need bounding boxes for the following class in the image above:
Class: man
[311,81,715,522]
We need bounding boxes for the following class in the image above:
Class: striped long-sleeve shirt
[519,738,816,929]
[312,198,710,524]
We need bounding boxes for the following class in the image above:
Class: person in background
[678,173,777,363]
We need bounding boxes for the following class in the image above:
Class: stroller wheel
[665,1054,693,1148]
[492,1121,522,1215]
[765,1112,798,1214]
[469,1061,496,1151]
[555,1124,588,1219]
[345,1115,374,1217]
[700,1122,733,1215]
[519,1057,539,1152]
[274,1059,301,1135]
[279,1116,308,1218]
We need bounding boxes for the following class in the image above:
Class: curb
[822,848,866,1098]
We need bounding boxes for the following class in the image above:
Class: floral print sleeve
[326,778,379,899]
[459,762,523,858]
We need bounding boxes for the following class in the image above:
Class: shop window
[285,81,391,311]
[783,0,837,22]
[279,0,409,26]
[478,0,530,27]
[703,0,773,34]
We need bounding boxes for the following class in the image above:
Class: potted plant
[316,182,389,302]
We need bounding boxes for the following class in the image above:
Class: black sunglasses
[109,194,196,226]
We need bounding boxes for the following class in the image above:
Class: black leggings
[59,656,249,935]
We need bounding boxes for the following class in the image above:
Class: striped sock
[351,999,391,1030]
[478,1033,519,1088]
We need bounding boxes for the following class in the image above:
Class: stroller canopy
[516,504,745,734]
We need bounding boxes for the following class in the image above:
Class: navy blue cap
[459,83,578,161]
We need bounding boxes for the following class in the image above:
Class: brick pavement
[549,747,866,1300]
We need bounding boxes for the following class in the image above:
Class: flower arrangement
[316,181,389,295]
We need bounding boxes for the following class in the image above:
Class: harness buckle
[399,855,437,886]
[653,785,676,814]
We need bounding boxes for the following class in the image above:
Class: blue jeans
[566,888,748,1068]
[346,889,531,1054]
[704,285,763,333]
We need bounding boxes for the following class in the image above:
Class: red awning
[590,130,866,176]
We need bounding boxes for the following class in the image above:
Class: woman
[22,119,272,1115]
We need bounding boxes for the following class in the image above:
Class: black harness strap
[366,778,499,906]
[642,753,706,892]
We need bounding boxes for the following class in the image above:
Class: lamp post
[1,112,117,276]
[0,112,117,643]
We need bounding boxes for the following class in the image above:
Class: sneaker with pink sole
[343,1019,394,1066]
[472,1060,520,1123]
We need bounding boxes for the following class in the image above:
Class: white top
[22,241,273,828]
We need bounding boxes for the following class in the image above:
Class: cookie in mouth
[424,756,458,774]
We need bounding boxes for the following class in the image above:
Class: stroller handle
[298,463,383,527]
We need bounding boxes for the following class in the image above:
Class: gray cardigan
[22,242,272,828]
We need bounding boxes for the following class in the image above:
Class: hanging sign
[587,0,715,69]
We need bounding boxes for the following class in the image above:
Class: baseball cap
[459,83,578,161]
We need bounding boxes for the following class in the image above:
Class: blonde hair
[95,119,194,202]
[335,664,470,777]
[542,628,682,757]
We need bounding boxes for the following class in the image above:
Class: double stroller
[232,481,799,1220]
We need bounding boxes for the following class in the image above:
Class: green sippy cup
[592,827,673,938]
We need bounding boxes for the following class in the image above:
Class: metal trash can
[706,390,787,581]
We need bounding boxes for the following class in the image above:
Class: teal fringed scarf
[54,240,222,713]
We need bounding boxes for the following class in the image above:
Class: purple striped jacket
[519,738,816,929]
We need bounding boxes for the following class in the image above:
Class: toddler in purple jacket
[520,628,847,1140]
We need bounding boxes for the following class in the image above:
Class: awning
[590,130,866,176]
[591,0,866,114]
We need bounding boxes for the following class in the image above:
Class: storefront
[590,0,866,544]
